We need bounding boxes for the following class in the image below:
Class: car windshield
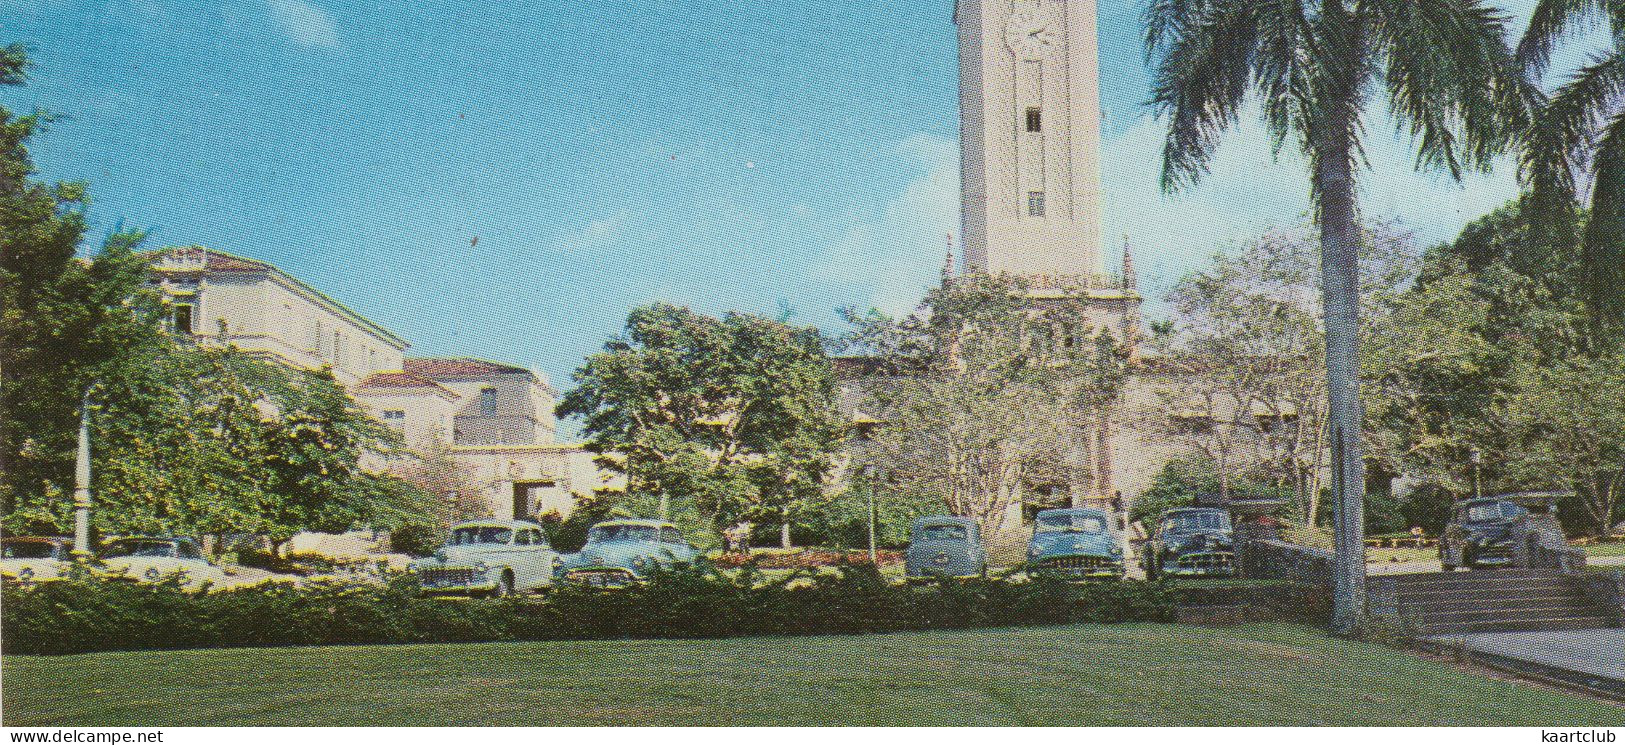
[1036,514,1106,534]
[451,527,513,545]
[1166,511,1230,532]
[1465,502,1522,523]
[2,541,58,559]
[101,540,179,558]
[590,525,659,542]
[917,524,968,541]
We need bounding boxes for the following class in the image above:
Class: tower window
[1025,107,1041,132]
[479,387,498,416]
[1027,191,1046,217]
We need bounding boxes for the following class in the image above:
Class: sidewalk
[1425,628,1625,699]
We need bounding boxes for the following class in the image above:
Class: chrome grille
[1037,556,1115,570]
[1174,551,1236,571]
[420,567,477,587]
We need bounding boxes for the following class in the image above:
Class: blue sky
[6,0,1607,412]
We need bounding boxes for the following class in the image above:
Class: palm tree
[1519,0,1625,334]
[1144,0,1529,632]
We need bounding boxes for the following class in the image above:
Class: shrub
[1,564,1181,656]
[387,523,440,557]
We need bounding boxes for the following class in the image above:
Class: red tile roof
[356,372,457,397]
[404,357,530,377]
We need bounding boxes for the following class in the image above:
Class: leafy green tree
[0,44,171,531]
[1502,355,1625,536]
[556,303,845,545]
[841,274,1130,537]
[1145,0,1529,630]
[1518,0,1625,332]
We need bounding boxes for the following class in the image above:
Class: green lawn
[5,623,1620,726]
[1586,542,1625,558]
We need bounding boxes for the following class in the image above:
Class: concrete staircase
[1390,569,1617,634]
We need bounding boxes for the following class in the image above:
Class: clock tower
[955,0,1106,285]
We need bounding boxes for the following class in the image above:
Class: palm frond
[1368,0,1526,180]
[1523,52,1625,209]
[1254,0,1316,154]
[1145,0,1263,190]
[1518,0,1608,75]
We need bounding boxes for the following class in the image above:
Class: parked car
[905,516,985,580]
[409,519,558,597]
[1440,492,1570,571]
[556,519,700,588]
[1142,507,1237,579]
[1,536,73,585]
[97,537,226,589]
[1026,507,1124,580]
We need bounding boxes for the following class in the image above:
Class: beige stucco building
[147,246,614,522]
[148,246,408,387]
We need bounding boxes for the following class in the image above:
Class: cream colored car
[98,537,227,590]
[1,536,73,585]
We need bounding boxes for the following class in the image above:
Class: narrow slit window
[1027,191,1045,217]
[1025,107,1041,132]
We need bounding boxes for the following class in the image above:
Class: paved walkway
[1427,629,1625,687]
[1368,555,1625,575]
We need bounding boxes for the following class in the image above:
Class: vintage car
[1,536,73,585]
[555,519,700,588]
[1025,507,1125,580]
[409,519,558,597]
[905,516,986,580]
[1440,492,1570,570]
[97,537,227,589]
[1142,507,1237,579]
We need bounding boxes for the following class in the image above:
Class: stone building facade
[147,246,614,521]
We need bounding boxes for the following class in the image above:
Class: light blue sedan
[905,516,986,580]
[555,519,699,588]
[1026,508,1125,580]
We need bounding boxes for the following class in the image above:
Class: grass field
[1587,542,1625,558]
[5,623,1620,726]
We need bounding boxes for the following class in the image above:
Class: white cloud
[1102,107,1521,311]
[817,132,959,316]
[267,0,340,49]
[551,210,634,252]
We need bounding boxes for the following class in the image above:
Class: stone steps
[1392,570,1616,635]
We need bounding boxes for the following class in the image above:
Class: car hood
[1029,531,1117,558]
[1165,530,1235,551]
[560,541,680,573]
[1462,522,1515,542]
[427,544,518,565]
[0,558,65,578]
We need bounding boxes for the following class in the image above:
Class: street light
[71,394,93,562]
[1470,448,1483,500]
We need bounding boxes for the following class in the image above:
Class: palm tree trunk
[1316,99,1368,635]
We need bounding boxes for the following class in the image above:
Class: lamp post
[861,466,878,567]
[1470,448,1483,500]
[71,395,93,562]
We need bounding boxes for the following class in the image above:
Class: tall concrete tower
[956,0,1106,285]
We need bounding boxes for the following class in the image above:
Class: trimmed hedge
[2,564,1179,656]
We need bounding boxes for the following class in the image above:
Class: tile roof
[355,372,458,397]
[145,246,409,348]
[404,357,531,378]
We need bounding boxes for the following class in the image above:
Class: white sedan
[97,537,227,591]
